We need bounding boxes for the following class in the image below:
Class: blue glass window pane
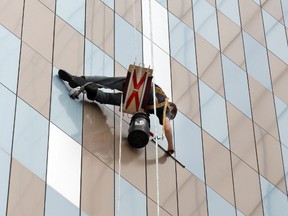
[174,112,204,181]
[85,39,113,77]
[281,145,288,194]
[260,176,288,216]
[47,123,81,208]
[85,39,114,111]
[274,96,288,148]
[199,80,230,148]
[222,55,251,118]
[143,37,172,98]
[51,67,83,144]
[216,0,240,26]
[283,1,288,28]
[115,14,142,68]
[56,0,85,35]
[143,0,169,54]
[156,0,167,8]
[13,98,49,181]
[169,12,197,75]
[243,32,272,91]
[262,10,288,64]
[253,0,260,5]
[0,25,20,93]
[0,84,16,155]
[193,0,219,49]
[115,176,146,216]
[207,187,236,216]
[100,0,114,10]
[45,185,79,216]
[0,149,10,216]
[237,209,245,216]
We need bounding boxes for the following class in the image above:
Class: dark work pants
[84,76,126,105]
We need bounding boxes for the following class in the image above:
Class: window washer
[58,69,177,155]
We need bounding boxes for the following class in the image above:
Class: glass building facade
[0,0,288,215]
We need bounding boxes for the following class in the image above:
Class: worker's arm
[164,116,174,154]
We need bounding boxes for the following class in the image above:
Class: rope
[148,0,160,215]
[116,1,159,215]
[69,82,94,99]
[117,93,124,216]
[132,0,137,64]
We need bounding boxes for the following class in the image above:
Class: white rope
[148,1,160,216]
[132,0,138,64]
[117,93,124,216]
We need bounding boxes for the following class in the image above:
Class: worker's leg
[58,69,87,88]
[85,83,121,105]
[84,76,126,91]
[95,91,122,105]
[58,69,126,91]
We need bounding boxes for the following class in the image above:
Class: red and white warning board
[122,64,153,114]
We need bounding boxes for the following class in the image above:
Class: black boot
[58,69,86,88]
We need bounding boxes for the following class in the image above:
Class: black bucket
[128,112,150,148]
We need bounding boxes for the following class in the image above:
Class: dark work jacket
[146,84,170,125]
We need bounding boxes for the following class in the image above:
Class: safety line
[148,0,160,215]
[117,93,124,216]
[133,0,138,64]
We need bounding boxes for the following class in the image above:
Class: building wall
[1,0,288,215]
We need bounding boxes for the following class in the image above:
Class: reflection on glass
[262,10,288,64]
[260,176,288,216]
[101,0,114,10]
[115,14,142,69]
[47,123,81,208]
[174,112,204,181]
[222,55,251,118]
[283,1,288,28]
[237,209,245,216]
[13,98,49,181]
[143,36,172,99]
[253,0,260,5]
[216,0,240,26]
[281,145,288,198]
[115,175,146,216]
[156,0,167,8]
[168,12,197,75]
[0,84,16,155]
[274,96,288,148]
[45,185,79,216]
[0,149,10,216]
[207,186,236,216]
[149,113,170,151]
[243,32,272,91]
[199,80,230,148]
[51,67,83,144]
[142,0,169,53]
[85,39,115,111]
[0,25,20,93]
[85,39,114,77]
[193,0,219,49]
[56,0,85,35]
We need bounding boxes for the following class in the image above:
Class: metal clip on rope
[69,82,94,99]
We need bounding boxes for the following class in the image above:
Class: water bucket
[128,112,150,148]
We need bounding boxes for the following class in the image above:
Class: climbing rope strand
[149,1,154,68]
[152,83,160,216]
[132,0,137,64]
[117,93,124,216]
[148,0,160,216]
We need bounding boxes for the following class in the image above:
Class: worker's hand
[166,149,175,155]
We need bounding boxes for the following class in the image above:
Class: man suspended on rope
[58,69,177,155]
